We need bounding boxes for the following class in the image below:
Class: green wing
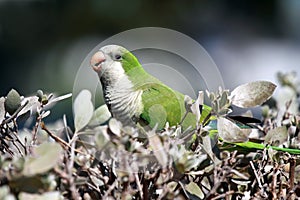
[140,82,187,130]
[127,67,211,131]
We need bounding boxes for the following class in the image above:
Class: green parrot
[90,45,210,131]
[89,45,300,155]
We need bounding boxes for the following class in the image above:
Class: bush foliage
[0,72,300,199]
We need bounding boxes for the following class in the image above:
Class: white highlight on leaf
[74,90,94,132]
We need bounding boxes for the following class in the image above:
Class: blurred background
[0,0,300,121]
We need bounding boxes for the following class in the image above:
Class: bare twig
[31,111,42,145]
[289,157,296,192]
[271,163,280,200]
[11,131,26,155]
[250,161,263,189]
[102,180,117,199]
[134,173,143,199]
[67,138,80,200]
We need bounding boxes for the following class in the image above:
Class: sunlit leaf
[19,191,61,200]
[0,97,5,122]
[73,90,94,132]
[23,142,62,176]
[218,117,251,143]
[264,126,288,145]
[50,93,72,103]
[0,186,10,199]
[184,95,193,113]
[190,91,203,122]
[108,118,122,137]
[88,104,111,126]
[185,182,204,199]
[230,81,276,108]
[201,177,211,193]
[220,90,228,108]
[147,128,168,167]
[202,135,221,164]
[95,127,110,150]
[167,181,178,192]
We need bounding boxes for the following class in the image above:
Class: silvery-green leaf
[147,129,168,167]
[41,110,51,119]
[0,186,10,199]
[0,97,5,122]
[5,89,21,115]
[185,154,208,172]
[73,90,94,132]
[201,177,211,192]
[167,181,178,192]
[49,93,72,103]
[202,135,221,165]
[264,126,288,145]
[108,118,122,137]
[218,117,251,143]
[184,95,193,112]
[23,142,62,176]
[275,86,298,115]
[18,96,40,117]
[19,191,61,200]
[95,127,110,150]
[230,81,276,108]
[88,104,111,126]
[190,91,203,122]
[220,90,229,108]
[185,182,204,199]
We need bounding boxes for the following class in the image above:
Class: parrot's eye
[114,54,122,61]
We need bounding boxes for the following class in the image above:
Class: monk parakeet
[90,45,210,131]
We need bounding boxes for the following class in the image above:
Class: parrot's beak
[90,51,106,73]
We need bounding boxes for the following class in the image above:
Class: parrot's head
[90,45,141,84]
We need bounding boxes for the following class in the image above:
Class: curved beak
[90,51,106,73]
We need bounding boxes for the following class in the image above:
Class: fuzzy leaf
[19,191,61,200]
[5,89,21,115]
[18,96,40,117]
[264,126,288,145]
[23,142,62,176]
[191,91,203,122]
[231,81,276,108]
[218,117,251,143]
[73,90,94,132]
[0,186,10,199]
[95,127,110,150]
[185,182,204,199]
[0,97,5,122]
[147,129,168,167]
[108,118,122,137]
[88,104,111,126]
